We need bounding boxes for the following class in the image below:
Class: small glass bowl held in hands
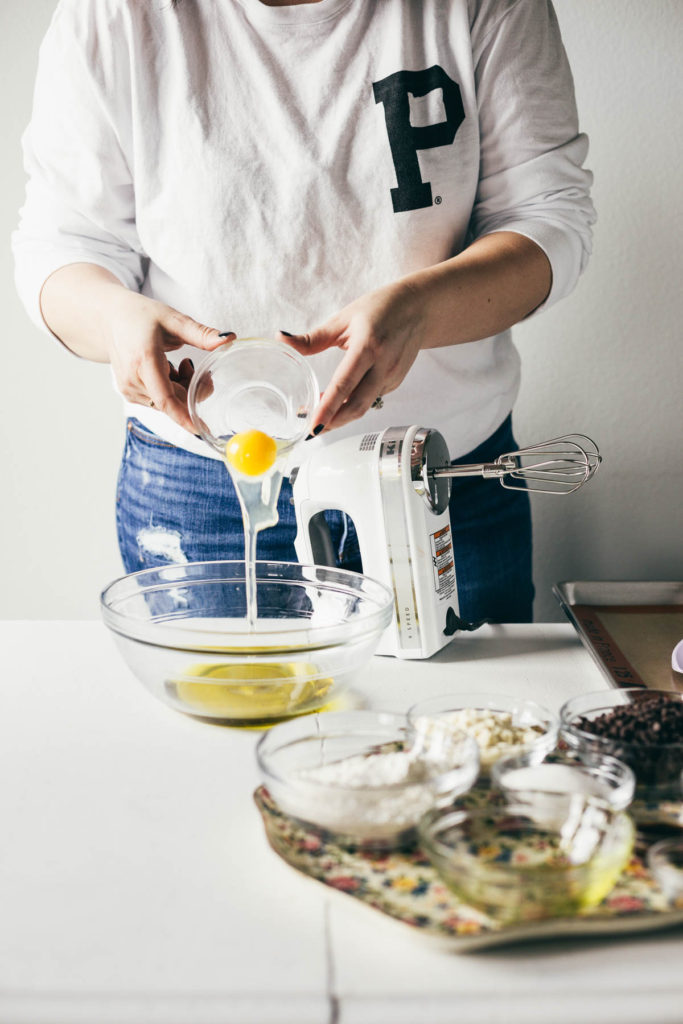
[256,709,480,850]
[491,747,636,815]
[188,337,319,459]
[419,797,635,925]
[559,689,683,810]
[101,561,393,727]
[407,692,558,775]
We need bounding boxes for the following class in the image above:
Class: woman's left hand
[280,233,554,434]
[279,279,425,432]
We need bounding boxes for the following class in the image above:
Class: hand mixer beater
[430,433,600,494]
[291,426,601,659]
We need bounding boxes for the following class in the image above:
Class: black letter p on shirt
[373,66,465,213]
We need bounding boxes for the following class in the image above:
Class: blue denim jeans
[116,416,534,623]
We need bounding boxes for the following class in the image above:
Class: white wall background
[1,0,681,622]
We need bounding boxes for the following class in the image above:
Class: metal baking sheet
[553,581,683,690]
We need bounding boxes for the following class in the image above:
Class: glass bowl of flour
[256,710,480,850]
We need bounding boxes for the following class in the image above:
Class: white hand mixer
[290,426,600,659]
[187,342,600,660]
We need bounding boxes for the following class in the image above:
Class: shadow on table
[469,921,683,959]
[432,627,580,664]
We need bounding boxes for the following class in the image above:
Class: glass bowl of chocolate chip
[559,689,683,822]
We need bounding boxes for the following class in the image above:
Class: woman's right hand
[104,289,233,433]
[40,263,234,434]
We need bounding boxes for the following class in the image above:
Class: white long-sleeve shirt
[13,0,595,460]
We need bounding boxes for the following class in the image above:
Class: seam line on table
[324,898,340,1024]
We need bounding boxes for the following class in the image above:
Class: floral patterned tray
[254,786,683,952]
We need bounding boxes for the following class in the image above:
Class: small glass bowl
[256,710,480,850]
[491,747,636,814]
[647,837,683,906]
[559,689,683,805]
[101,561,393,726]
[188,337,319,459]
[407,692,558,775]
[419,798,634,925]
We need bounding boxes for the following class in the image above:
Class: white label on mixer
[430,525,456,599]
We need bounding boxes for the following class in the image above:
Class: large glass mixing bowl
[101,561,394,726]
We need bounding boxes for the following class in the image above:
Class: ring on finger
[148,399,155,408]
[371,395,384,410]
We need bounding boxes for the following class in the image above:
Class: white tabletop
[1,621,681,1024]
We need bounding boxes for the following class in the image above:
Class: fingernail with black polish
[313,424,325,436]
[280,330,294,337]
[218,331,234,338]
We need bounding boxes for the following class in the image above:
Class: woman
[13,0,595,623]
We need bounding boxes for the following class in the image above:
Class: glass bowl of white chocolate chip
[256,709,480,850]
[407,692,559,778]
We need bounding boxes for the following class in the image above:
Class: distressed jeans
[116,415,534,624]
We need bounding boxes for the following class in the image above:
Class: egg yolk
[224,429,277,476]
